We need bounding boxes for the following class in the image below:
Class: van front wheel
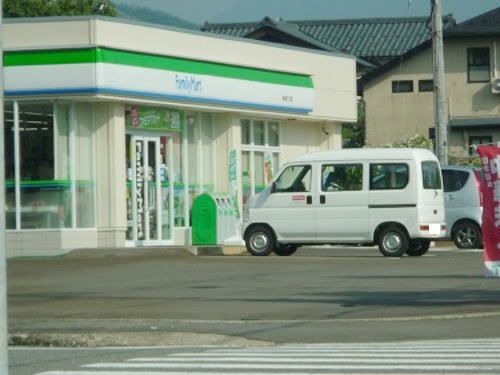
[378,226,409,257]
[245,226,275,256]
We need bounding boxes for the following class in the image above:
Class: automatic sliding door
[126,135,172,245]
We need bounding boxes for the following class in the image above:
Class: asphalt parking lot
[7,245,500,345]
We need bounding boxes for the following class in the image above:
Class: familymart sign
[4,47,314,114]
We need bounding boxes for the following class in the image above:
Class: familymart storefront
[3,17,357,257]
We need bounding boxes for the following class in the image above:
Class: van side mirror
[271,181,276,193]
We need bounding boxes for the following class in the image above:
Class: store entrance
[126,134,173,246]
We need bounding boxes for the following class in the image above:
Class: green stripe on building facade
[5,47,313,88]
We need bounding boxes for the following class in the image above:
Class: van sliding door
[316,163,369,242]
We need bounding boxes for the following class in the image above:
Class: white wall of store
[3,17,354,255]
[4,17,357,123]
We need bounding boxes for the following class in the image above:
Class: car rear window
[442,169,469,192]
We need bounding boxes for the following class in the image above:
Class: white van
[243,148,446,257]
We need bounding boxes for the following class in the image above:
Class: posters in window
[477,145,500,277]
[125,106,184,132]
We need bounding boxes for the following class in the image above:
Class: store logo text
[175,74,203,94]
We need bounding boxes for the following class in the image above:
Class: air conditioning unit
[492,78,500,94]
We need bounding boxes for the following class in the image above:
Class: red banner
[477,145,500,277]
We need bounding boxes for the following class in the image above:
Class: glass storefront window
[187,113,199,215]
[242,151,251,206]
[172,130,184,227]
[4,103,15,229]
[3,101,95,230]
[19,103,72,229]
[240,119,281,201]
[241,119,251,145]
[201,113,214,193]
[74,103,95,228]
[268,121,280,146]
[254,152,265,193]
[253,120,265,146]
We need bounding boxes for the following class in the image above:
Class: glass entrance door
[126,134,173,246]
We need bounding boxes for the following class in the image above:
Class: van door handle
[306,196,312,204]
[320,195,326,204]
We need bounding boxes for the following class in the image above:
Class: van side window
[274,165,311,193]
[321,164,363,191]
[370,163,409,190]
[422,161,442,189]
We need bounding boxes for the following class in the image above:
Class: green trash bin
[191,193,217,245]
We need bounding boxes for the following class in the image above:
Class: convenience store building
[3,17,357,256]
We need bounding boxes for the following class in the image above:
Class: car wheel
[245,225,275,256]
[378,226,409,257]
[273,244,298,256]
[452,222,482,249]
[406,239,431,256]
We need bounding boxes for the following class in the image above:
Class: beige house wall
[365,37,500,158]
[364,48,435,146]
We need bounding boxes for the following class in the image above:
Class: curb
[191,246,249,256]
[9,332,271,348]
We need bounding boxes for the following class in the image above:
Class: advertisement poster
[125,106,184,132]
[477,145,500,277]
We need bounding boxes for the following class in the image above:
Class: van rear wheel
[378,226,409,257]
[407,239,431,256]
[245,225,275,256]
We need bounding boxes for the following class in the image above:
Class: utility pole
[0,0,8,372]
[431,0,449,166]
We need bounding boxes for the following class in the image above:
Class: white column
[0,0,9,370]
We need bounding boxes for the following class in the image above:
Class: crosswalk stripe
[83,362,500,371]
[169,350,499,358]
[211,348,500,353]
[35,372,500,375]
[36,339,500,375]
[127,357,500,363]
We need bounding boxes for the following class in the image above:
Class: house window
[241,119,281,204]
[392,80,414,93]
[469,135,492,156]
[418,80,434,92]
[467,48,490,83]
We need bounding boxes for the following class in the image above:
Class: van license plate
[429,224,440,235]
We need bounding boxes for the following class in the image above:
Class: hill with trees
[3,0,198,30]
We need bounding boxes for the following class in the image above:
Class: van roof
[291,148,439,163]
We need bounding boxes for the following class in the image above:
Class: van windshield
[274,165,311,193]
[422,161,442,189]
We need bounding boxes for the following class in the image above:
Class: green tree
[342,99,365,148]
[4,0,117,17]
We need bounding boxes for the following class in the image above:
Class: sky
[116,0,500,25]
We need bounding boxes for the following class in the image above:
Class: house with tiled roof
[362,6,500,160]
[202,15,456,76]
